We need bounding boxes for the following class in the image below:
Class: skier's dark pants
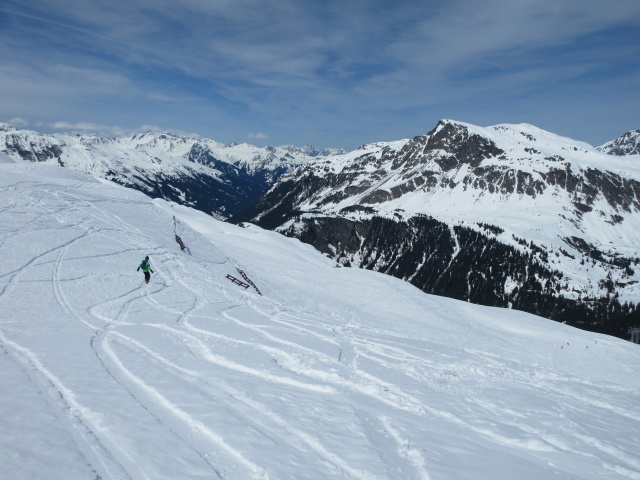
[144,271,150,283]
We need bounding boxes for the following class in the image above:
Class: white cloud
[248,132,268,139]
[43,121,124,136]
[35,120,201,138]
[49,121,115,131]
[8,117,30,127]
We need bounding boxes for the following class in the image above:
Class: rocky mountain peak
[234,119,640,339]
[424,120,505,168]
[598,130,640,156]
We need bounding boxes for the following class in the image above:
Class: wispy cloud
[16,119,200,138]
[0,0,638,148]
[45,121,119,131]
[8,117,30,128]
[248,133,268,140]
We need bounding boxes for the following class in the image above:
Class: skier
[137,256,154,284]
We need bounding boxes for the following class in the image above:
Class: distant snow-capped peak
[598,130,640,156]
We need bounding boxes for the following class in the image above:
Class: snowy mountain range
[235,120,640,338]
[3,120,639,337]
[1,157,639,479]
[0,123,344,218]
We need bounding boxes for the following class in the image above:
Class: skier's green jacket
[138,258,153,273]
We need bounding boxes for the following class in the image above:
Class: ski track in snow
[52,243,101,331]
[0,332,135,480]
[98,332,264,480]
[1,165,639,479]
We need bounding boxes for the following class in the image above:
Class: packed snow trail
[1,162,639,480]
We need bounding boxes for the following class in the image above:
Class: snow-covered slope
[0,123,344,218]
[1,160,640,479]
[238,120,640,336]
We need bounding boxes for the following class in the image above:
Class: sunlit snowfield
[1,159,639,479]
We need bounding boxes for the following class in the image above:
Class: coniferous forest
[280,214,639,339]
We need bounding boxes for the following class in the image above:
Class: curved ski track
[1,173,639,479]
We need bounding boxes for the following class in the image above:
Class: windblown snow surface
[1,159,639,480]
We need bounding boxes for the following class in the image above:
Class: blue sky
[1,0,638,149]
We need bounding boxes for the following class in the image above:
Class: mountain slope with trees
[235,120,640,337]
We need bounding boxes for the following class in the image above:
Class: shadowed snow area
[1,162,639,479]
